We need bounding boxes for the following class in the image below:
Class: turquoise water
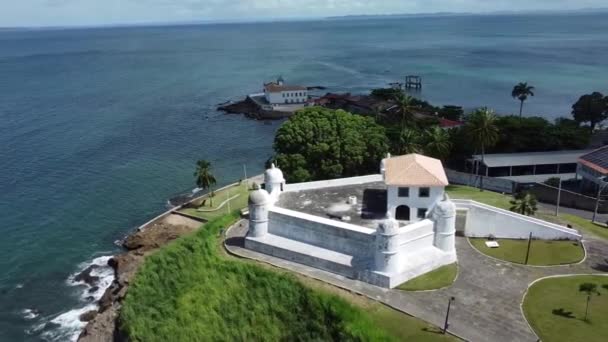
[1,13,608,341]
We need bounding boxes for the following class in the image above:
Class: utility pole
[243,164,249,190]
[524,232,533,265]
[555,178,562,216]
[592,181,607,223]
[443,297,455,334]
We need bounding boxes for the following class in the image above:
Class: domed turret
[431,193,456,253]
[249,182,271,205]
[264,163,285,202]
[375,212,401,274]
[248,182,271,238]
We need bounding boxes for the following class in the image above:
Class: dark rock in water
[307,86,327,90]
[88,286,99,294]
[74,266,100,286]
[80,310,98,322]
[85,296,95,302]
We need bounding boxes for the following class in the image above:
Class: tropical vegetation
[511,82,535,118]
[571,92,608,132]
[509,192,538,216]
[120,213,456,342]
[273,107,389,182]
[194,159,217,206]
[523,275,608,342]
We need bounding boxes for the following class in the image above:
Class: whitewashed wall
[284,174,383,192]
[396,219,435,254]
[454,199,581,240]
[387,185,444,221]
[267,207,375,257]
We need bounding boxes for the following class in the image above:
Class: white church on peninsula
[245,153,582,288]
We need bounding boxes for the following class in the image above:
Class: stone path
[225,221,608,342]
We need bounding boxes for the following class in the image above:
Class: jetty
[405,75,422,89]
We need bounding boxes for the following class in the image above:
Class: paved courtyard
[225,221,608,342]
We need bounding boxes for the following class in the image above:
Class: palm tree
[423,126,453,160]
[579,282,599,322]
[194,159,217,206]
[512,82,535,118]
[509,192,538,216]
[396,128,421,155]
[394,93,417,129]
[466,107,499,190]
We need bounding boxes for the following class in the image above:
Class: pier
[405,75,422,89]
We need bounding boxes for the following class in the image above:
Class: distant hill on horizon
[326,8,608,20]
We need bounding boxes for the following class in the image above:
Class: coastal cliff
[77,211,204,341]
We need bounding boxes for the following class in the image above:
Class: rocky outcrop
[77,213,203,342]
[218,97,292,120]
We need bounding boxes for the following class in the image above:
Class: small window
[419,187,430,198]
[417,208,427,219]
[398,187,409,197]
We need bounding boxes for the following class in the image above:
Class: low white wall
[284,174,383,192]
[454,199,581,240]
[396,219,435,254]
[267,206,376,257]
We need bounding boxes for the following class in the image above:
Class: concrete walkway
[225,222,608,342]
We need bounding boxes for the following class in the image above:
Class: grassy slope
[523,275,608,342]
[398,263,458,291]
[179,183,250,221]
[469,238,584,265]
[446,185,608,241]
[120,213,456,342]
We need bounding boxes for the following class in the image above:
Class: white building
[382,153,449,222]
[263,77,308,105]
[245,153,581,289]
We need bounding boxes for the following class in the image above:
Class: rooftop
[579,146,608,174]
[471,150,592,168]
[264,82,307,93]
[275,181,389,229]
[384,154,449,187]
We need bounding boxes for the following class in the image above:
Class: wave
[29,255,115,342]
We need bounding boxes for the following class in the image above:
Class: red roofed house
[577,145,608,190]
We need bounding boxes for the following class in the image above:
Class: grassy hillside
[120,213,455,341]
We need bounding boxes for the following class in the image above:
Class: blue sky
[1,0,607,27]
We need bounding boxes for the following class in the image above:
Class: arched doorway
[395,205,410,221]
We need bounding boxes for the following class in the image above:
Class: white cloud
[0,0,606,27]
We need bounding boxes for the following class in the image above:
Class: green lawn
[120,213,457,342]
[179,183,250,221]
[523,275,608,342]
[398,263,458,291]
[469,238,584,265]
[446,185,608,241]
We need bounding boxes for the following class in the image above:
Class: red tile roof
[264,82,307,93]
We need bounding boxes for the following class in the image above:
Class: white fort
[245,153,581,288]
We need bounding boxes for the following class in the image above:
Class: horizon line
[2,7,607,31]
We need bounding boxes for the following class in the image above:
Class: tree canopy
[273,107,389,183]
[572,92,608,132]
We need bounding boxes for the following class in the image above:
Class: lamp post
[592,177,608,223]
[443,296,455,334]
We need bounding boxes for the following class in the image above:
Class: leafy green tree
[423,126,452,160]
[273,107,389,182]
[509,192,538,216]
[572,92,608,132]
[579,282,599,322]
[194,160,217,206]
[466,108,499,190]
[512,82,535,118]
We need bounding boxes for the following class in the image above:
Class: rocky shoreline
[76,177,261,342]
[218,96,292,120]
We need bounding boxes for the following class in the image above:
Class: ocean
[1,12,607,341]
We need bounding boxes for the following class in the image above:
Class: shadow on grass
[422,326,445,335]
[552,308,575,319]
